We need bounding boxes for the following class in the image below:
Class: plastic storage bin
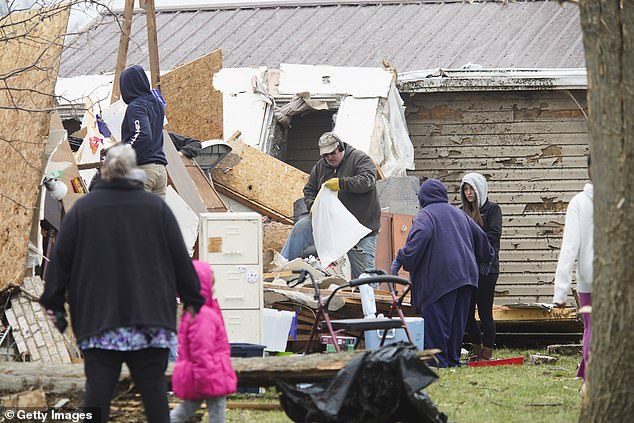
[262,308,295,352]
[230,343,265,393]
[364,317,424,350]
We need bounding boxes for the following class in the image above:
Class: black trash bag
[277,342,449,423]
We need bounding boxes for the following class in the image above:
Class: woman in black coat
[460,172,502,361]
[41,144,204,423]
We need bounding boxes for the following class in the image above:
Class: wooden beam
[110,0,134,103]
[143,0,160,90]
[182,159,227,212]
[0,350,440,394]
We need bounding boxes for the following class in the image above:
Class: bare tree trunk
[579,1,634,422]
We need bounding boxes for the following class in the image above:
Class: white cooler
[364,317,424,350]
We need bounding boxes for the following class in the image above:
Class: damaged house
[0,0,591,365]
[54,0,588,306]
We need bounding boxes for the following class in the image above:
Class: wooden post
[142,0,161,91]
[110,0,135,104]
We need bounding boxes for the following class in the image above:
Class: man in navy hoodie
[120,65,168,198]
[392,179,494,367]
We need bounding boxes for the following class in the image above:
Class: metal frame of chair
[288,269,413,353]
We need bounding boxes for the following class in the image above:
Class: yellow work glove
[325,178,340,192]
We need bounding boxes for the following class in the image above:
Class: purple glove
[391,258,402,275]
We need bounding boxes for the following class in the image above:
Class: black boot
[469,344,483,362]
[480,346,493,361]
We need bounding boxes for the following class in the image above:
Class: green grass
[223,348,583,423]
[427,349,582,423]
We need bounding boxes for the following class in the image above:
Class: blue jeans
[280,216,377,279]
[347,234,377,279]
[280,216,314,260]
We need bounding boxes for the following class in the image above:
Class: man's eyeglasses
[322,151,337,158]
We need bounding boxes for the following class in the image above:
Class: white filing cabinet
[199,212,263,344]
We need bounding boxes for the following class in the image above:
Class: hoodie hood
[120,65,152,104]
[192,260,214,306]
[418,179,448,208]
[460,172,488,208]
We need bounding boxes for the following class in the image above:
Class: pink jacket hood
[193,259,215,306]
[172,261,237,400]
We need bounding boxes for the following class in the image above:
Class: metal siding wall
[404,90,589,304]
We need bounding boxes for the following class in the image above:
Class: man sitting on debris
[120,65,168,198]
[281,132,381,279]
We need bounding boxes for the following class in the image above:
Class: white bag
[311,185,371,268]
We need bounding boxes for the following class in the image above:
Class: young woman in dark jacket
[460,172,502,360]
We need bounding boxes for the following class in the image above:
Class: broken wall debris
[215,64,415,177]
[213,67,270,148]
[4,277,77,364]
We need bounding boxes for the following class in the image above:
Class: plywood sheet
[162,49,223,141]
[0,6,70,290]
[211,139,308,224]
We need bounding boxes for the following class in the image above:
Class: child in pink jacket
[171,260,237,423]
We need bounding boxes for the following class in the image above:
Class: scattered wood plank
[489,306,578,322]
[212,139,308,224]
[182,158,227,212]
[1,389,46,409]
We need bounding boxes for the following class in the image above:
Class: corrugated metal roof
[59,1,585,78]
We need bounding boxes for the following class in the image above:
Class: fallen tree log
[0,349,439,394]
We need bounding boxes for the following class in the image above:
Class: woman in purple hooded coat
[392,179,494,367]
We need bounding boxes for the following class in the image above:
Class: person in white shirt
[553,154,593,385]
